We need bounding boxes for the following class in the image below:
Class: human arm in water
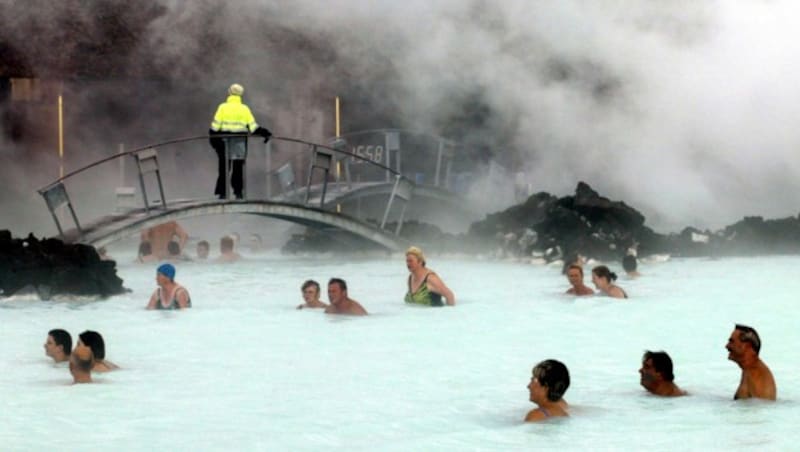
[146,289,159,310]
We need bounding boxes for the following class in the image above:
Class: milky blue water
[1,251,797,451]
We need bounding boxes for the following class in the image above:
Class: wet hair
[49,329,72,356]
[197,240,209,249]
[138,241,152,256]
[532,359,570,402]
[78,331,106,360]
[302,280,320,292]
[566,264,583,277]
[167,240,181,256]
[622,255,638,272]
[592,265,617,282]
[328,278,347,292]
[735,324,761,354]
[220,236,234,252]
[643,351,674,382]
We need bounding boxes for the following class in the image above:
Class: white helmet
[228,83,244,96]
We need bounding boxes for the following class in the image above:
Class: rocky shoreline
[284,181,800,261]
[0,230,127,299]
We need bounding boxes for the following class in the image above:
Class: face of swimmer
[527,373,547,405]
[302,285,319,304]
[566,268,584,288]
[328,282,346,306]
[639,358,660,390]
[44,335,61,359]
[591,272,610,290]
[405,253,423,272]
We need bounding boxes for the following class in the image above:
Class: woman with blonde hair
[404,246,455,306]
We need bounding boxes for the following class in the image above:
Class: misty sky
[2,0,800,235]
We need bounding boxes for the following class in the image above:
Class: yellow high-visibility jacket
[210,95,258,133]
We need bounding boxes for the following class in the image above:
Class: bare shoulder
[524,409,546,422]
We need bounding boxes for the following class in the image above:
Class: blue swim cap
[157,263,176,280]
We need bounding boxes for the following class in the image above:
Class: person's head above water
[591,265,617,283]
[730,324,762,356]
[220,236,235,253]
[78,330,106,361]
[138,241,152,256]
[405,246,426,270]
[642,351,675,382]
[167,240,181,257]
[157,263,176,282]
[45,329,72,362]
[69,344,94,383]
[196,240,209,259]
[532,359,571,402]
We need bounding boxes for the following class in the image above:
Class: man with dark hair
[217,235,242,262]
[324,278,367,316]
[727,324,776,400]
[78,330,119,372]
[69,344,93,384]
[44,329,72,363]
[196,240,210,260]
[639,351,686,397]
[297,280,328,310]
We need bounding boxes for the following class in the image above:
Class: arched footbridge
[38,135,478,252]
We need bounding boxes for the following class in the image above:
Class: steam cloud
[1,0,799,235]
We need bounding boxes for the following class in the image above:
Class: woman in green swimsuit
[404,246,455,306]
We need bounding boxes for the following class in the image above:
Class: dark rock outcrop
[0,231,127,299]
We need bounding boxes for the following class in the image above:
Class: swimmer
[77,331,119,372]
[404,246,455,306]
[44,329,72,363]
[622,255,641,278]
[727,324,776,401]
[140,221,189,259]
[324,278,367,316]
[137,241,158,264]
[525,359,570,422]
[166,240,191,262]
[196,240,210,260]
[591,266,628,299]
[217,236,242,262]
[565,264,594,296]
[639,351,686,397]
[69,344,94,384]
[297,280,328,309]
[147,263,192,310]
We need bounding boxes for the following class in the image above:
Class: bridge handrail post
[304,145,315,206]
[134,148,168,212]
[380,175,413,232]
[38,182,83,238]
[435,140,444,187]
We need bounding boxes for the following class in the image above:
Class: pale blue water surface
[1,252,798,451]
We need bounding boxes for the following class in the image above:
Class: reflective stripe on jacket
[210,95,258,133]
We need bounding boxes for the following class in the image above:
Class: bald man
[70,345,94,384]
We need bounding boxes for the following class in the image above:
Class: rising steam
[1,0,799,235]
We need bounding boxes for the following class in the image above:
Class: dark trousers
[212,142,243,198]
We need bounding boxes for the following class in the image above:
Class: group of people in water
[136,221,246,264]
[526,324,777,421]
[77,231,780,419]
[43,329,118,384]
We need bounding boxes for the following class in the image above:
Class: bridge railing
[330,129,459,188]
[37,135,416,240]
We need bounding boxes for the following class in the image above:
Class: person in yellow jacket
[209,83,272,199]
